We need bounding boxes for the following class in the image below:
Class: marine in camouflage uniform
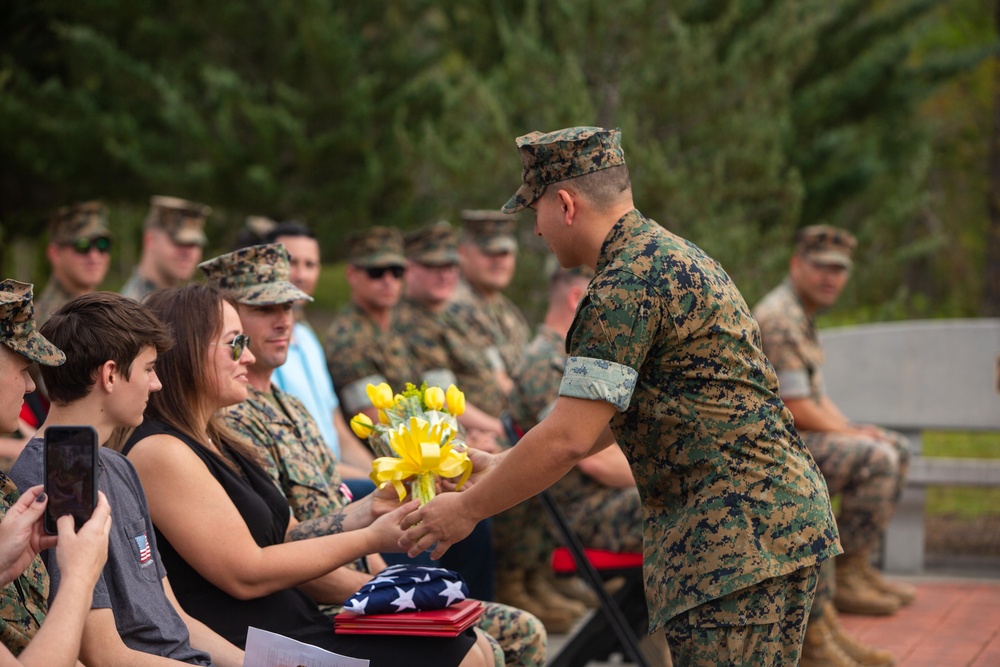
[402,127,842,667]
[754,226,913,640]
[203,243,545,667]
[121,195,210,302]
[0,279,68,655]
[36,201,113,325]
[447,212,531,382]
[323,228,422,416]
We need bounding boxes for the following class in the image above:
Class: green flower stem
[413,472,437,506]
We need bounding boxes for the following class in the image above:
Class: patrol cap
[48,201,112,245]
[198,243,313,306]
[502,126,626,214]
[404,222,459,266]
[795,225,857,268]
[144,195,211,246]
[0,280,65,366]
[345,227,406,268]
[460,210,518,254]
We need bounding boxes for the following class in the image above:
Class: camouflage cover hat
[404,222,459,266]
[345,226,406,268]
[145,195,211,246]
[198,243,313,306]
[502,126,626,214]
[48,201,112,245]
[0,280,65,366]
[460,210,518,254]
[795,225,857,268]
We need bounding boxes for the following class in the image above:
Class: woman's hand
[0,485,58,586]
[364,499,419,553]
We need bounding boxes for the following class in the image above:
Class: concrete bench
[818,318,1000,574]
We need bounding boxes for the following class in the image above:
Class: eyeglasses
[364,266,405,280]
[217,334,251,361]
[70,237,112,255]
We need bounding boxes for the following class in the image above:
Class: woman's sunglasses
[69,237,112,255]
[218,334,251,361]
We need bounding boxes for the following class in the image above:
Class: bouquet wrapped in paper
[350,382,472,505]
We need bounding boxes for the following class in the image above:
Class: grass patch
[922,430,1000,519]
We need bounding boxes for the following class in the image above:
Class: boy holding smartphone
[0,278,111,666]
[9,291,244,667]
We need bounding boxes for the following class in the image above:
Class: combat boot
[858,558,917,606]
[552,575,600,608]
[495,568,576,634]
[834,554,901,616]
[525,569,588,617]
[822,602,896,667]
[800,617,859,667]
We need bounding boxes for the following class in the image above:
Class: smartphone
[43,425,99,535]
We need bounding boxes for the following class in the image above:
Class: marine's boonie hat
[198,243,313,306]
[48,201,112,245]
[346,227,406,268]
[0,280,65,366]
[502,126,626,214]
[460,210,518,254]
[145,195,212,246]
[795,225,857,268]
[404,222,459,266]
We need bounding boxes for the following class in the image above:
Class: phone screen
[44,426,98,535]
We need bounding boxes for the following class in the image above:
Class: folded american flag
[342,564,470,615]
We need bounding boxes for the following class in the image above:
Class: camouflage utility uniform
[396,297,507,417]
[560,209,840,664]
[225,385,546,667]
[324,303,419,416]
[510,325,642,554]
[446,280,530,380]
[0,474,49,656]
[33,279,75,327]
[753,280,910,554]
[119,272,159,303]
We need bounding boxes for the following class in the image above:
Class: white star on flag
[391,586,417,612]
[343,596,369,614]
[438,580,467,606]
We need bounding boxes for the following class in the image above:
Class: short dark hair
[266,220,315,243]
[546,164,632,211]
[40,292,173,404]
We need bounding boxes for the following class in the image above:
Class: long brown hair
[141,284,260,468]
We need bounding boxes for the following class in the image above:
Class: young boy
[9,291,244,667]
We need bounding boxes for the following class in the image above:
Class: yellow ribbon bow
[370,417,473,504]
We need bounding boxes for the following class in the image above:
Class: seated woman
[121,285,494,667]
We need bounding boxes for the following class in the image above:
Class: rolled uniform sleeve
[560,271,656,412]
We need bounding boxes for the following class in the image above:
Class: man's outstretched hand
[398,492,478,560]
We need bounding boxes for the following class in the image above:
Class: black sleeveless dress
[122,418,477,666]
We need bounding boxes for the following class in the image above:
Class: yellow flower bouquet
[350,382,472,505]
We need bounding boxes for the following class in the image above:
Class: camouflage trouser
[548,469,643,553]
[801,427,909,554]
[808,559,836,621]
[663,565,818,667]
[477,601,547,667]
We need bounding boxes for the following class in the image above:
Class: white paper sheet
[242,627,370,667]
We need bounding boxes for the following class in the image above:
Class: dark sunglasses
[70,237,112,254]
[365,266,405,280]
[218,334,251,361]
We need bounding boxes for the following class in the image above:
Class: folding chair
[500,413,650,667]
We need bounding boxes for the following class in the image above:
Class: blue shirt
[272,321,341,459]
